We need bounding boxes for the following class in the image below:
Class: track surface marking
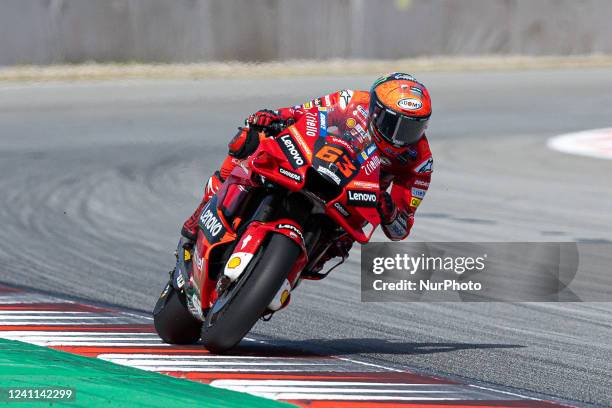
[547,128,612,159]
[0,284,570,407]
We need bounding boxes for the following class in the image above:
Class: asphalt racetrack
[1,69,611,406]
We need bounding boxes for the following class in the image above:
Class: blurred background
[2,0,612,65]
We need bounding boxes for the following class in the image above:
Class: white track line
[125,367,332,372]
[335,356,404,373]
[100,360,332,367]
[208,380,500,401]
[0,316,118,320]
[547,128,612,159]
[468,384,541,401]
[19,341,168,347]
[0,321,137,325]
[236,393,462,401]
[0,331,159,337]
[1,336,162,342]
[0,289,542,404]
[211,380,444,387]
[0,295,71,304]
[216,387,454,394]
[98,354,328,360]
[0,311,97,315]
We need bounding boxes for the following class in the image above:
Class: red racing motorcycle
[153,106,381,353]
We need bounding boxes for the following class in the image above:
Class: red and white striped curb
[0,284,569,407]
[547,128,612,160]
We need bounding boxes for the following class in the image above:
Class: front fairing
[249,106,382,243]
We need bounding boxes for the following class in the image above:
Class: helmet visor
[370,102,428,146]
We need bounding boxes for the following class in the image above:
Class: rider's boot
[303,236,354,279]
[171,235,194,289]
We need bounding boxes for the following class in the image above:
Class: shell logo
[397,98,422,111]
[227,256,241,269]
[280,290,290,305]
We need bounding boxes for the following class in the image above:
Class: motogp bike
[153,106,381,353]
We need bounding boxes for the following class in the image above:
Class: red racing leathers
[182,90,433,243]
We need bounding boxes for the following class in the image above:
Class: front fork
[219,192,310,313]
[171,237,205,320]
[172,237,192,290]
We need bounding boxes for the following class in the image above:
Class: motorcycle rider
[179,72,433,271]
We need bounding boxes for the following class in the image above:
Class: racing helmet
[368,73,431,148]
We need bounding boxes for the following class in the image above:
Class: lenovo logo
[276,223,304,242]
[279,134,305,168]
[346,190,377,207]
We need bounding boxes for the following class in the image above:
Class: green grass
[0,338,294,407]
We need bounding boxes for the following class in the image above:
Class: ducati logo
[339,90,354,110]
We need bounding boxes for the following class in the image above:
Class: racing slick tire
[153,282,202,344]
[201,233,300,353]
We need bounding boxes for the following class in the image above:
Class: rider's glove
[377,192,398,225]
[378,192,411,241]
[246,109,282,129]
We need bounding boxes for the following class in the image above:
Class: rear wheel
[153,282,202,344]
[202,233,300,353]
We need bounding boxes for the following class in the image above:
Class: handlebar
[248,119,293,137]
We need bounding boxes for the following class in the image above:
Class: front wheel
[153,282,202,344]
[201,233,300,353]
